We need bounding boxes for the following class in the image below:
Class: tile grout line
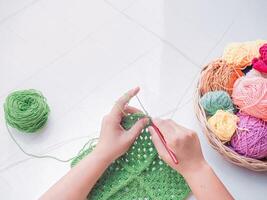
[0,0,42,25]
[0,0,135,99]
[54,45,161,121]
[1,0,235,121]
[104,0,203,120]
[0,32,97,99]
[0,2,159,100]
[170,71,199,119]
[2,0,203,119]
[169,18,236,118]
[103,0,237,119]
[4,26,28,42]
[201,19,236,65]
[121,0,139,12]
[103,0,200,69]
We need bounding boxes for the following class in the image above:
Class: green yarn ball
[4,89,50,133]
[200,90,235,116]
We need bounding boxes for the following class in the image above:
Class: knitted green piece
[71,113,191,200]
[4,89,50,133]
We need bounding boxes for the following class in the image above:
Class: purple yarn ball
[231,112,267,159]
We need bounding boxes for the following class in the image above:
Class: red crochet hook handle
[151,122,178,165]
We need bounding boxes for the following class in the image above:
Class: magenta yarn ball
[231,112,267,159]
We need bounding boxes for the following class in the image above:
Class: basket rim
[194,65,267,172]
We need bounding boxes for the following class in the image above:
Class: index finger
[151,119,175,139]
[111,87,140,116]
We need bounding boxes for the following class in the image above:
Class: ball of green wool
[4,89,50,133]
[200,90,235,116]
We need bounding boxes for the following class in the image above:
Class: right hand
[148,119,206,176]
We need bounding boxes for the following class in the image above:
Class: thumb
[126,118,149,142]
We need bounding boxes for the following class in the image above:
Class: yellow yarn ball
[208,110,239,142]
[223,40,266,69]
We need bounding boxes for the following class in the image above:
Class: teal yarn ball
[4,89,50,133]
[200,90,235,116]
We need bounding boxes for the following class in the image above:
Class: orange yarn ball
[200,59,243,95]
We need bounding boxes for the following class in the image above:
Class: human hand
[94,87,149,164]
[148,119,206,176]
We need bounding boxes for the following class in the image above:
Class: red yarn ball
[260,44,267,59]
[253,43,267,73]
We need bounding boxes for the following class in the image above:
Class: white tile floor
[0,0,267,199]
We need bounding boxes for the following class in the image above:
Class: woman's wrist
[180,159,210,179]
[88,147,114,167]
[182,160,211,181]
[180,159,233,200]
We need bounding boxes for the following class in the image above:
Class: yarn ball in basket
[208,110,239,142]
[4,89,50,133]
[200,90,235,116]
[223,40,266,69]
[246,68,267,78]
[231,112,267,159]
[252,43,267,73]
[200,59,243,95]
[232,76,267,121]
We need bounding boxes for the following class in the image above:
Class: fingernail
[132,86,138,92]
[144,117,149,123]
[143,118,149,125]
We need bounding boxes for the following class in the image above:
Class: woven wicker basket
[195,65,267,171]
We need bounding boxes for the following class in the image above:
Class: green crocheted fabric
[71,113,191,200]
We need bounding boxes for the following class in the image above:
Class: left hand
[94,87,149,163]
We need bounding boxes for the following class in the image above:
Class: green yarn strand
[3,89,98,164]
[4,89,50,133]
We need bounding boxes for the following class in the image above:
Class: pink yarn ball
[253,43,267,73]
[232,76,267,121]
[231,112,267,159]
[246,69,267,78]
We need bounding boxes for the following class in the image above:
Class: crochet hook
[150,121,179,165]
[135,95,178,165]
